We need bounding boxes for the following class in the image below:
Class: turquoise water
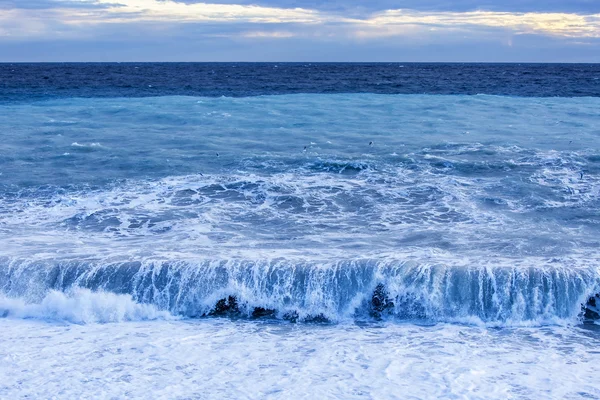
[1,88,600,398]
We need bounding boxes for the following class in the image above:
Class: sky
[0,0,599,62]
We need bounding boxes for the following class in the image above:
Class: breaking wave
[0,288,173,324]
[1,258,598,326]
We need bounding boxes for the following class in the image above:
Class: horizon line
[2,61,600,64]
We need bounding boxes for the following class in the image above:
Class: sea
[1,63,600,399]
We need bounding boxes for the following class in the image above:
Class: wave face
[0,94,599,325]
[0,259,598,325]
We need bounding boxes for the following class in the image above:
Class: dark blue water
[1,63,600,102]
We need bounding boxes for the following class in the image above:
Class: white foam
[71,142,104,148]
[0,289,174,324]
[0,319,599,399]
[0,163,574,260]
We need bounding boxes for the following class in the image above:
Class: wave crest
[0,288,174,324]
[1,258,598,326]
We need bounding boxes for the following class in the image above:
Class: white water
[2,259,597,325]
[0,289,599,399]
[0,289,173,324]
[1,317,599,399]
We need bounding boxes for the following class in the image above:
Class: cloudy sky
[1,0,599,61]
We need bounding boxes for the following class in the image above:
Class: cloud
[0,0,123,10]
[361,10,600,39]
[4,0,600,14]
[0,0,599,62]
[3,27,598,62]
[82,0,323,24]
[242,30,294,38]
[169,0,600,14]
[0,0,323,39]
[14,0,597,39]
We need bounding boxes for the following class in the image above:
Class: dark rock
[252,307,276,319]
[583,295,600,321]
[210,296,240,316]
[283,311,299,323]
[304,314,330,324]
[371,283,394,319]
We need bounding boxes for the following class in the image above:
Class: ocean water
[1,64,600,399]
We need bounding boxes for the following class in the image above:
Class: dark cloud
[173,0,600,14]
[3,0,599,13]
[2,0,599,13]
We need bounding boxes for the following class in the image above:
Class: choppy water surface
[2,63,599,101]
[1,67,600,398]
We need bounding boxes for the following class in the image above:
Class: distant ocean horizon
[2,63,600,102]
[1,62,600,398]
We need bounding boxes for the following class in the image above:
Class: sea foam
[0,289,173,324]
